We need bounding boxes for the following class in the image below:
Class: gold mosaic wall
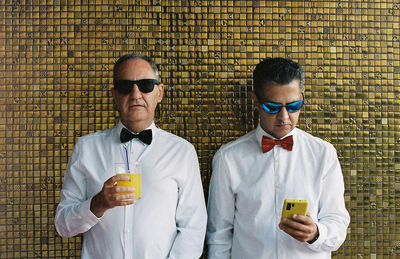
[1,0,399,258]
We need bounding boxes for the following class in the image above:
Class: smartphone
[280,199,308,223]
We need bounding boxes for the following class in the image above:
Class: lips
[276,123,291,127]
[128,101,145,107]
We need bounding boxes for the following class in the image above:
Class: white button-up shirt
[207,125,350,259]
[55,121,207,259]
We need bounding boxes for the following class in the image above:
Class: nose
[130,84,143,99]
[276,107,290,121]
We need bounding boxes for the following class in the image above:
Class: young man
[207,58,350,259]
[55,54,207,259]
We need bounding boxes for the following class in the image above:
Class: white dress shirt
[55,121,207,259]
[207,125,350,259]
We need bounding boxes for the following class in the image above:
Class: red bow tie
[262,135,294,153]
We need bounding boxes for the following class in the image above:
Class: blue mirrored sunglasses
[261,100,304,114]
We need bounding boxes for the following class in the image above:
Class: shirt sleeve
[206,149,235,259]
[167,146,207,259]
[307,144,350,252]
[54,138,100,238]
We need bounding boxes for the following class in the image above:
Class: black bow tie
[120,128,152,145]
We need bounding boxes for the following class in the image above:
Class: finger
[112,193,136,208]
[293,214,314,226]
[114,174,131,181]
[279,223,309,242]
[281,218,310,233]
[103,185,134,200]
[97,184,136,208]
[104,192,122,203]
[116,186,135,194]
[102,185,119,197]
[118,199,135,206]
[104,175,131,190]
[104,176,119,188]
[116,192,135,201]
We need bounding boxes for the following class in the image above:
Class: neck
[121,120,153,133]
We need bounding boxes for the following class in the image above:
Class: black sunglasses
[114,79,159,94]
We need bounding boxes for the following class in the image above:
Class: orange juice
[116,173,141,198]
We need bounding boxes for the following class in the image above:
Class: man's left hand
[278,212,319,243]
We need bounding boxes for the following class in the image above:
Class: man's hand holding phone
[279,199,319,243]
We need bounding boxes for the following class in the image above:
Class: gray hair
[113,54,160,82]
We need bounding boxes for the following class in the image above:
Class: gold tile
[1,0,399,258]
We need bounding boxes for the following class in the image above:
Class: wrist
[90,194,106,218]
[307,225,319,244]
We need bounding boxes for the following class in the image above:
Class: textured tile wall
[0,0,399,258]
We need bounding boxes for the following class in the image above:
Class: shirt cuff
[83,198,103,224]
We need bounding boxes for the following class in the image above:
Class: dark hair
[113,54,160,83]
[253,57,304,99]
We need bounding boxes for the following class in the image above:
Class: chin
[127,109,147,117]
[128,116,148,123]
[274,129,292,138]
[277,125,292,131]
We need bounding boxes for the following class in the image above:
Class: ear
[156,83,164,103]
[251,91,260,111]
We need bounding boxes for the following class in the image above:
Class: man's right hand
[90,175,135,217]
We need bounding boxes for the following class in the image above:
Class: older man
[55,54,207,259]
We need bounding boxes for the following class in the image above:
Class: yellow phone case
[280,199,308,223]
